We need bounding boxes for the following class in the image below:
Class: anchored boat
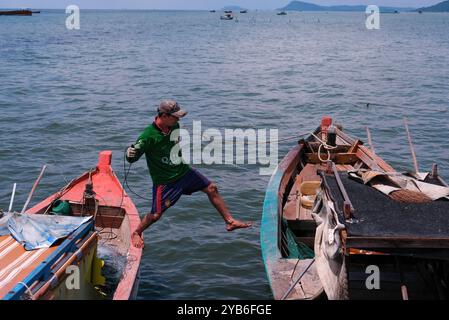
[0,10,32,16]
[220,12,234,20]
[1,151,142,300]
[261,117,449,300]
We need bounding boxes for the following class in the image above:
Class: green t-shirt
[127,122,190,185]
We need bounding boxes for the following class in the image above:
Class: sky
[0,0,443,10]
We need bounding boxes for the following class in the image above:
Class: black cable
[122,147,151,201]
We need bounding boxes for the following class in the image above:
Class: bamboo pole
[21,165,47,214]
[404,118,419,173]
[8,183,17,212]
[366,127,376,155]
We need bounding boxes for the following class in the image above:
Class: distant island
[417,0,449,12]
[222,5,246,11]
[279,1,415,12]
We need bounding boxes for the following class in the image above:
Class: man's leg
[132,212,163,248]
[132,184,183,248]
[202,183,252,231]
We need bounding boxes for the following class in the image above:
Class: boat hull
[0,10,32,16]
[4,151,142,300]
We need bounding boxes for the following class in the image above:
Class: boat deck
[323,172,449,249]
[0,235,58,298]
[1,220,96,300]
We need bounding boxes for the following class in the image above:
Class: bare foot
[132,232,145,249]
[226,219,252,232]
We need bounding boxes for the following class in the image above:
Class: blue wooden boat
[261,117,449,300]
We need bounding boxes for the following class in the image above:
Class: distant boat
[220,12,234,20]
[210,10,216,13]
[224,10,233,14]
[240,10,248,13]
[0,9,32,16]
[418,10,423,14]
[277,11,287,16]
[394,10,400,14]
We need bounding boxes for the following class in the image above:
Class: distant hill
[418,0,449,12]
[222,5,245,11]
[280,1,415,12]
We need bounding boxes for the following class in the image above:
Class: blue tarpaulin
[0,212,92,251]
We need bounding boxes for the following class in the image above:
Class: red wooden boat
[1,151,142,300]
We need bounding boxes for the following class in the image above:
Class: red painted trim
[156,185,163,214]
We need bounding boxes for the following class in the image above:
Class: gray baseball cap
[157,100,187,118]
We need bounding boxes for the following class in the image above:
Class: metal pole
[404,118,419,173]
[21,165,47,214]
[8,183,17,212]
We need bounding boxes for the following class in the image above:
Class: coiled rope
[310,132,338,162]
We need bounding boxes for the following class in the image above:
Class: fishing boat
[277,11,287,16]
[220,12,234,20]
[0,10,32,16]
[240,10,248,13]
[261,117,449,300]
[1,151,142,300]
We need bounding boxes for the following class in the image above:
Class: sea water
[1,10,448,299]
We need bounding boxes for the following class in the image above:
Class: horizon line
[0,6,421,11]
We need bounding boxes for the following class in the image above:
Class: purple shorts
[151,168,211,214]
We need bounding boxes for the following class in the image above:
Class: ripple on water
[1,11,449,300]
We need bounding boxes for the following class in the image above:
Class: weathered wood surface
[269,258,323,300]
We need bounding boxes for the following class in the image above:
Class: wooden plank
[269,258,323,300]
[296,164,320,184]
[305,153,358,165]
[283,164,320,221]
[337,164,354,171]
[306,142,351,153]
[357,145,395,172]
[282,196,297,220]
[348,140,362,154]
[334,127,395,173]
[335,127,357,145]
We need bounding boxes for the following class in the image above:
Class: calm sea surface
[1,10,449,299]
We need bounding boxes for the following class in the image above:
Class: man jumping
[126,100,252,248]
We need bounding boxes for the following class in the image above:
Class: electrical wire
[122,148,151,201]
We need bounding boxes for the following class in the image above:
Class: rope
[199,131,310,145]
[121,131,313,202]
[310,132,338,163]
[174,123,312,145]
[18,281,33,300]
